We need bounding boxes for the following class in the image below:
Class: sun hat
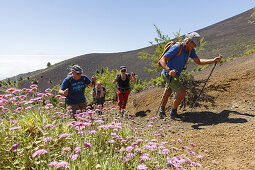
[185,32,201,47]
[71,65,83,73]
[120,66,127,71]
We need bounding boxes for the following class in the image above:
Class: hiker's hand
[63,88,69,96]
[214,55,222,63]
[91,75,96,85]
[131,72,135,77]
[169,70,178,77]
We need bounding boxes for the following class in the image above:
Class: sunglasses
[121,69,126,72]
[76,72,81,75]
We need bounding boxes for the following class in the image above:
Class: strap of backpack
[169,42,183,61]
[158,42,183,61]
[67,76,72,89]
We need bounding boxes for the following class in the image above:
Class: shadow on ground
[181,110,254,129]
[135,110,151,117]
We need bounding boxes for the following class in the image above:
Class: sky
[0,0,254,80]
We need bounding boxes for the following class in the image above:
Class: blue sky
[0,0,254,80]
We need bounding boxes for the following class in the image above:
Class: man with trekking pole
[158,32,222,119]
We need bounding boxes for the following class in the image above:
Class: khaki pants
[66,102,87,119]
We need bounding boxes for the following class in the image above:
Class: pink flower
[43,136,53,142]
[10,144,19,151]
[172,147,179,151]
[190,143,196,147]
[86,130,97,134]
[137,164,148,170]
[56,161,70,168]
[69,154,79,160]
[140,155,150,162]
[136,139,143,143]
[126,146,134,152]
[30,84,38,89]
[48,161,58,167]
[6,88,16,93]
[32,149,48,158]
[135,148,142,153]
[189,151,196,156]
[108,140,115,144]
[45,88,52,93]
[177,139,182,143]
[10,126,21,130]
[197,155,204,160]
[74,146,82,153]
[59,133,70,139]
[162,149,170,155]
[43,124,54,129]
[15,107,23,113]
[127,153,135,159]
[192,162,202,168]
[84,142,91,150]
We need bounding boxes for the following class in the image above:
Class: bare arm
[112,76,118,84]
[88,82,94,88]
[130,72,136,84]
[159,55,170,71]
[193,55,222,65]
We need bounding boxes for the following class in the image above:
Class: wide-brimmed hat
[185,32,201,47]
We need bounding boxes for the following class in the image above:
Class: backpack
[66,74,87,90]
[158,41,183,67]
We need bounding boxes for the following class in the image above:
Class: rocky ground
[126,53,255,169]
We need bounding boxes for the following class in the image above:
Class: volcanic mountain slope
[16,8,255,92]
[126,53,255,169]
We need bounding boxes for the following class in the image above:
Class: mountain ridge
[7,8,255,91]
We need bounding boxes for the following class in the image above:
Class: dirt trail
[126,54,255,169]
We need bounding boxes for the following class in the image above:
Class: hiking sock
[159,106,165,114]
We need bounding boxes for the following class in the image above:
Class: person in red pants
[112,66,136,115]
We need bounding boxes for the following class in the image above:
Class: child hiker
[91,81,108,114]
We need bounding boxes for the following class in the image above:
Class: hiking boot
[159,112,167,119]
[170,108,183,120]
[159,106,166,119]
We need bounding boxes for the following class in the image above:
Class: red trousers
[117,89,130,109]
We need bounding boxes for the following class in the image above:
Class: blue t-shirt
[60,75,91,105]
[162,42,198,77]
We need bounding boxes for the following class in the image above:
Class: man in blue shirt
[59,65,95,120]
[159,32,222,119]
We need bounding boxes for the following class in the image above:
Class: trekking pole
[190,63,217,111]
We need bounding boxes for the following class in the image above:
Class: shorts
[67,102,87,115]
[161,73,184,93]
[95,97,105,106]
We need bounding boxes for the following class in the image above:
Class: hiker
[58,65,95,120]
[159,32,222,119]
[91,81,109,114]
[112,66,136,115]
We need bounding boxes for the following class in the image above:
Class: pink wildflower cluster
[32,149,48,158]
[48,161,70,168]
